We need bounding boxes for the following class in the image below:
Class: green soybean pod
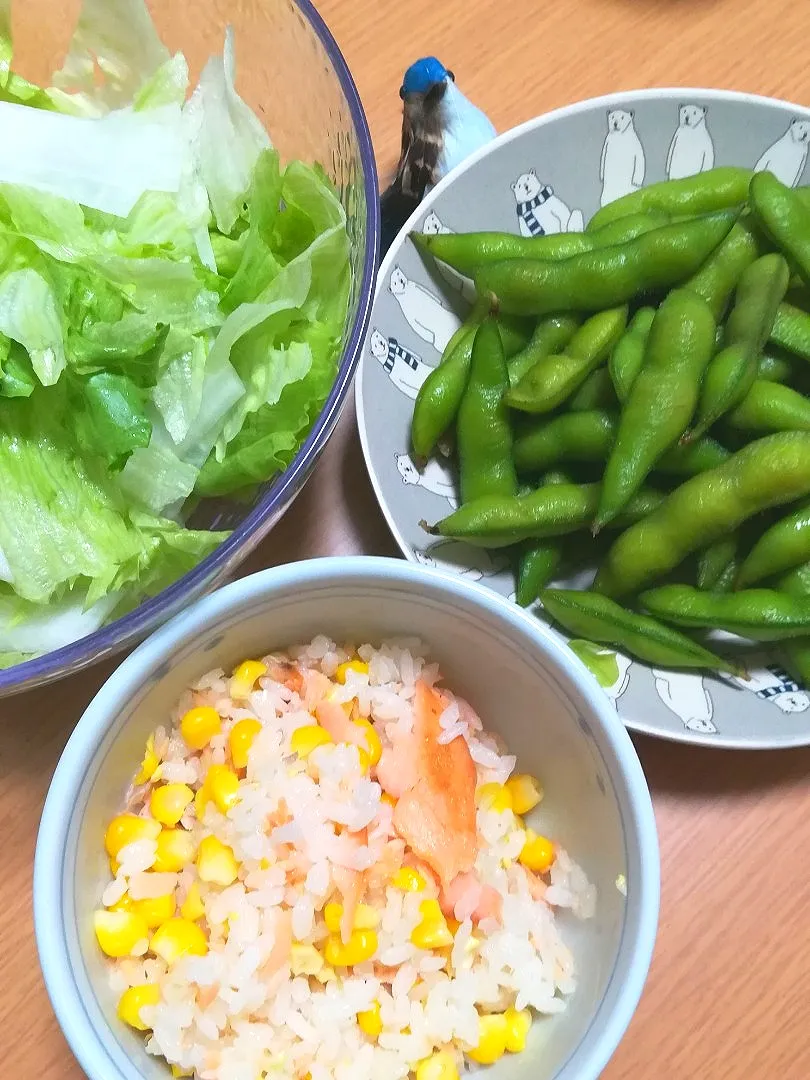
[457,319,517,504]
[507,314,582,388]
[687,253,791,439]
[595,288,716,530]
[587,166,753,231]
[726,380,810,433]
[515,473,572,607]
[639,584,810,640]
[778,560,810,685]
[697,535,739,591]
[758,349,795,383]
[769,302,810,362]
[594,432,810,597]
[506,307,628,414]
[475,211,737,317]
[736,499,810,587]
[539,588,738,673]
[608,307,656,403]
[513,411,617,473]
[684,217,761,321]
[749,170,810,285]
[569,367,617,411]
[654,437,731,477]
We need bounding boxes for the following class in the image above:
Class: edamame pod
[726,380,810,433]
[687,253,790,439]
[507,314,581,387]
[506,307,628,413]
[769,302,810,362]
[587,167,752,231]
[758,349,795,383]
[475,211,738,317]
[422,482,663,548]
[596,289,716,530]
[778,561,810,684]
[457,319,517,504]
[513,410,616,473]
[639,584,810,641]
[595,433,810,596]
[411,210,671,276]
[539,589,738,673]
[685,217,760,322]
[735,499,810,587]
[608,307,655,403]
[569,367,616,411]
[750,171,810,285]
[697,535,738,591]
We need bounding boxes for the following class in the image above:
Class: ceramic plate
[357,88,810,749]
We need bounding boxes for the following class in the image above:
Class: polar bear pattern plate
[357,87,810,749]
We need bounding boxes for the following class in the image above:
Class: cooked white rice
[99,638,595,1079]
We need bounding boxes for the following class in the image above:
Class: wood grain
[2,0,810,1076]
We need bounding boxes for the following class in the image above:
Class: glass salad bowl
[0,0,379,695]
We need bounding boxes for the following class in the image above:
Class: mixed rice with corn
[95,637,595,1080]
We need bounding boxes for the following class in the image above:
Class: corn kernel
[110,891,132,912]
[410,899,453,950]
[229,717,262,769]
[415,1050,460,1080]
[381,792,397,808]
[335,659,369,684]
[206,764,240,814]
[150,784,194,827]
[117,984,161,1031]
[180,882,205,922]
[153,829,196,873]
[357,746,371,775]
[135,735,162,785]
[357,1000,383,1039]
[324,902,380,934]
[180,706,221,751]
[290,725,333,758]
[197,835,239,886]
[506,774,543,815]
[171,1068,194,1078]
[133,891,177,929]
[104,814,161,859]
[504,1006,532,1053]
[391,866,427,892]
[290,943,324,976]
[150,917,208,964]
[354,718,382,767]
[324,929,378,967]
[519,830,556,874]
[94,909,150,958]
[230,660,267,700]
[468,1013,508,1065]
[194,784,210,818]
[477,782,514,814]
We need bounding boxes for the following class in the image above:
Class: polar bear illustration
[666,105,715,180]
[389,266,461,353]
[414,540,509,581]
[727,662,810,713]
[420,212,477,302]
[755,120,810,188]
[511,170,584,237]
[368,329,432,399]
[396,452,458,507]
[652,670,718,735]
[599,109,646,207]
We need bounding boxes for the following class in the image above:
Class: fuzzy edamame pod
[507,314,581,387]
[654,437,731,477]
[697,536,739,591]
[639,584,810,641]
[411,210,670,276]
[505,307,628,414]
[749,171,810,285]
[769,302,810,362]
[539,589,738,673]
[608,307,655,402]
[684,217,761,321]
[778,561,810,684]
[687,253,790,440]
[586,167,753,231]
[475,211,737,317]
[594,432,810,597]
[726,380,810,434]
[735,499,810,587]
[513,410,616,473]
[515,473,571,607]
[422,482,663,549]
[595,288,716,530]
[457,319,517,504]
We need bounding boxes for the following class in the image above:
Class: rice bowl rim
[34,555,660,1080]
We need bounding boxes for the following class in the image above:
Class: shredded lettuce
[0,0,350,665]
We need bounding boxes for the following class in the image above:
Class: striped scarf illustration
[516,187,553,235]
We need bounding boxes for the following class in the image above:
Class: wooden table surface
[2,0,810,1076]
